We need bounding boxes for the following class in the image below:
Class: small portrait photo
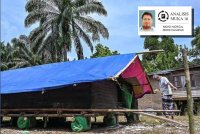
[139,10,155,32]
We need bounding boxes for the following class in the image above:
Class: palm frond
[25,9,59,27]
[26,0,57,12]
[74,2,107,16]
[74,16,109,40]
[12,59,31,69]
[52,0,63,11]
[73,22,93,52]
[29,25,51,45]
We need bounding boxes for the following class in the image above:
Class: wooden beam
[0,114,97,117]
[1,108,180,113]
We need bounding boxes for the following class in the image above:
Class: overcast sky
[1,0,200,59]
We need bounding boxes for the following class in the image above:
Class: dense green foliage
[91,44,119,58]
[1,35,49,70]
[1,42,16,70]
[142,36,182,73]
[142,31,200,73]
[11,35,48,68]
[190,26,200,65]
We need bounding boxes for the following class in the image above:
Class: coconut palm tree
[0,42,16,70]
[1,42,10,70]
[11,35,48,68]
[25,0,109,60]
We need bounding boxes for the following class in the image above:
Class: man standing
[140,12,155,31]
[153,74,177,119]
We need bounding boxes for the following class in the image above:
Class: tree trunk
[63,45,68,61]
[182,48,194,134]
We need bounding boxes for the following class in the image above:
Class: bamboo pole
[182,48,195,134]
[136,50,164,54]
[134,112,188,127]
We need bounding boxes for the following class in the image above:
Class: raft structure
[1,53,183,131]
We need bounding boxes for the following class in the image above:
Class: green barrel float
[17,116,30,129]
[17,116,36,129]
[71,115,91,132]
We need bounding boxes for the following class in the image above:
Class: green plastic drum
[17,116,30,129]
[71,116,91,132]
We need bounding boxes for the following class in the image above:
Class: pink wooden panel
[121,56,152,98]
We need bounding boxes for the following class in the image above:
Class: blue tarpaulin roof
[1,53,136,94]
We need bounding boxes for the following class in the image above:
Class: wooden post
[182,48,195,134]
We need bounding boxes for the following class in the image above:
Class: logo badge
[158,10,169,22]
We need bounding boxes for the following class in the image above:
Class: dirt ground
[1,115,200,134]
